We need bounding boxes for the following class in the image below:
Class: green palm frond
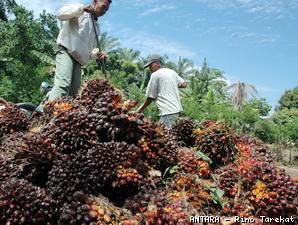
[31,50,55,65]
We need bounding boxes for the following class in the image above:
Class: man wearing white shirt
[136,55,188,128]
[47,0,111,100]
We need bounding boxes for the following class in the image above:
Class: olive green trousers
[47,47,81,101]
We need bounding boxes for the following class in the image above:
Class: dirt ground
[272,146,298,178]
[276,164,298,178]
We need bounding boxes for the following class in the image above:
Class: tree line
[0,1,297,148]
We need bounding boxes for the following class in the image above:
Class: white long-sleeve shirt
[56,3,100,65]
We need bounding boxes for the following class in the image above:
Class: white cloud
[140,5,176,17]
[15,0,84,16]
[194,0,298,17]
[114,28,196,60]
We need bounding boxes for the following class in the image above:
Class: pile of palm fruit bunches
[0,79,297,225]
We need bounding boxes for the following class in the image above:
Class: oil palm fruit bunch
[137,121,165,163]
[92,99,143,144]
[214,164,239,197]
[58,192,133,225]
[169,174,212,209]
[78,79,122,110]
[199,120,217,129]
[177,148,210,178]
[112,167,143,189]
[142,197,192,225]
[43,109,100,154]
[172,117,196,147]
[122,170,163,214]
[110,167,144,201]
[47,141,141,203]
[0,132,55,186]
[123,188,159,214]
[0,154,13,182]
[156,127,181,167]
[0,178,58,225]
[249,170,298,218]
[139,176,210,225]
[43,97,76,119]
[0,100,28,138]
[138,122,181,170]
[28,97,77,132]
[222,202,254,218]
[194,122,237,166]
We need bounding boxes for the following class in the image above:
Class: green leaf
[163,165,178,178]
[195,150,213,164]
[31,50,55,65]
[169,165,178,174]
[208,186,225,208]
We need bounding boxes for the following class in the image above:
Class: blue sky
[16,0,298,109]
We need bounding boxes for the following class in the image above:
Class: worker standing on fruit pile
[45,0,111,102]
[135,55,187,128]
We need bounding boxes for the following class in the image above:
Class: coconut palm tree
[228,81,258,109]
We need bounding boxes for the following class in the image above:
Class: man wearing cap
[136,55,187,128]
[46,0,111,101]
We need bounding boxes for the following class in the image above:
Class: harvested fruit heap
[0,79,297,225]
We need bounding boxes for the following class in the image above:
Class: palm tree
[228,81,258,109]
[98,32,120,53]
[117,48,140,62]
[175,57,194,78]
[183,58,226,100]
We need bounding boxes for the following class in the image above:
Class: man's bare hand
[97,51,108,60]
[83,5,94,14]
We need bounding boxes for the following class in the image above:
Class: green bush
[253,120,278,143]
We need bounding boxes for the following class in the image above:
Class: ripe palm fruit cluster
[249,170,298,218]
[140,198,191,225]
[215,165,239,197]
[169,175,212,210]
[177,148,210,178]
[194,121,237,166]
[47,141,141,203]
[172,117,196,147]
[0,132,55,186]
[138,123,164,163]
[0,154,13,182]
[137,122,181,170]
[0,178,58,225]
[44,109,101,154]
[0,101,28,138]
[157,131,180,166]
[112,167,143,189]
[78,79,121,109]
[58,192,134,225]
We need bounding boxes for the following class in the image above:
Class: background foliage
[0,3,297,148]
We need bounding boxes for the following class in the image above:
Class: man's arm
[175,72,187,88]
[57,3,87,21]
[135,97,154,113]
[178,81,188,88]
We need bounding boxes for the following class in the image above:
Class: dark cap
[143,55,161,69]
